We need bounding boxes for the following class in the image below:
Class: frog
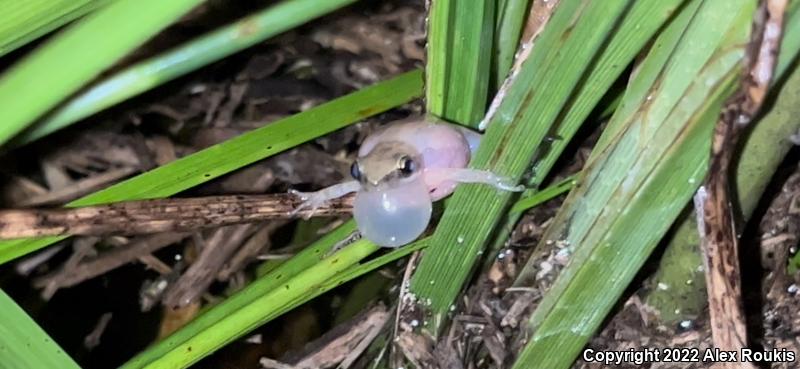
[290,116,523,247]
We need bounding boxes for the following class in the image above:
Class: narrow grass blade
[487,0,684,258]
[424,0,453,118]
[0,0,205,147]
[425,0,496,126]
[137,240,379,369]
[410,0,633,334]
[12,0,359,146]
[127,231,427,369]
[0,0,113,57]
[509,0,793,366]
[645,0,800,322]
[508,174,577,214]
[527,0,686,188]
[0,70,424,264]
[492,0,529,91]
[121,222,363,369]
[0,289,81,369]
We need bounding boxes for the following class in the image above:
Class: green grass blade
[410,0,633,334]
[645,0,800,322]
[527,0,686,187]
[0,0,113,57]
[426,0,496,126]
[0,70,423,264]
[509,0,791,366]
[0,0,205,147]
[138,241,379,369]
[127,229,427,369]
[487,0,683,259]
[0,289,81,369]
[425,0,453,118]
[12,0,358,146]
[121,222,365,369]
[492,0,529,91]
[509,174,577,214]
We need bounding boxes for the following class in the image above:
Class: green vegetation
[0,0,798,368]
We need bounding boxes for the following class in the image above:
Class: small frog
[291,116,523,247]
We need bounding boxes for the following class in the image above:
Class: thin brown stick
[15,166,138,207]
[33,233,190,291]
[693,0,787,366]
[218,220,285,280]
[0,193,353,239]
[164,224,258,308]
[260,304,389,369]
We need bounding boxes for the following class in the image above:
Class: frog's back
[359,117,471,170]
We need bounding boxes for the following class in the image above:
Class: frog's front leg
[289,180,361,218]
[424,167,524,200]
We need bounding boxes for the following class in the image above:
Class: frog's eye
[353,176,431,247]
[350,162,362,180]
[398,156,417,177]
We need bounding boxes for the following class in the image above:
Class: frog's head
[350,141,422,190]
[350,141,432,247]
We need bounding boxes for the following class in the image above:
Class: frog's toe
[288,190,324,218]
[288,189,310,201]
[494,177,525,192]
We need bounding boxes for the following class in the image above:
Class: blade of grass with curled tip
[12,0,359,147]
[0,0,114,57]
[425,0,496,126]
[409,0,634,335]
[0,0,205,147]
[0,70,423,264]
[0,289,81,369]
[509,0,800,366]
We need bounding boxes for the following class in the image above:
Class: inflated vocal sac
[353,176,432,247]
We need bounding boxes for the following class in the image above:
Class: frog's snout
[353,177,432,247]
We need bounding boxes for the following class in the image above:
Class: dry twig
[693,0,788,366]
[33,233,190,292]
[261,304,389,369]
[0,193,353,239]
[164,224,258,307]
